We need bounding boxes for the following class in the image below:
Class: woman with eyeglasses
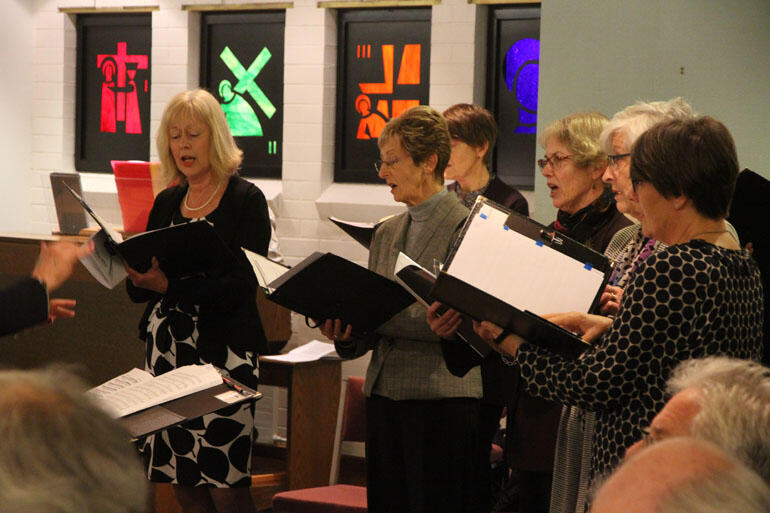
[550,98,694,513]
[321,106,483,513]
[539,111,632,253]
[473,116,763,504]
[499,112,631,513]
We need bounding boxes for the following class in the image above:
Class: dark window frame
[335,7,432,184]
[486,4,541,190]
[200,10,286,179]
[75,13,152,173]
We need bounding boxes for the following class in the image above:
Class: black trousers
[366,395,482,513]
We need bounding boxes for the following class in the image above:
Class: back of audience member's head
[626,357,770,483]
[669,357,770,483]
[0,367,147,513]
[599,97,694,153]
[667,355,770,393]
[591,438,770,513]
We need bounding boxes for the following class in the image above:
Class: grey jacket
[336,191,482,400]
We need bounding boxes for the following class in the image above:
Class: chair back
[329,376,366,484]
[340,376,366,442]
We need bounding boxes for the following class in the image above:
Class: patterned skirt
[141,296,258,487]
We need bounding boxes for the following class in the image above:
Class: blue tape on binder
[480,213,487,219]
[536,240,544,247]
[584,262,593,270]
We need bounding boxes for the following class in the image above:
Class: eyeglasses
[537,154,574,170]
[607,153,631,168]
[374,158,400,173]
[631,176,645,192]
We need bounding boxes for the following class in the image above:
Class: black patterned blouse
[514,240,764,481]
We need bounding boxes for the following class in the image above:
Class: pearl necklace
[184,181,222,211]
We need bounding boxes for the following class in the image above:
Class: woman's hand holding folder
[125,257,168,294]
[425,301,462,339]
[471,311,611,358]
[542,312,612,344]
[320,318,353,342]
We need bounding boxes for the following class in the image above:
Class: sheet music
[87,364,223,419]
[448,203,606,315]
[79,229,128,289]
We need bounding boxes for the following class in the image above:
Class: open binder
[244,249,414,337]
[89,365,261,440]
[431,197,614,359]
[65,183,236,287]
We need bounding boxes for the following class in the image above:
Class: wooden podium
[256,357,342,489]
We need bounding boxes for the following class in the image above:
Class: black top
[126,174,271,356]
[0,277,48,337]
[516,241,764,479]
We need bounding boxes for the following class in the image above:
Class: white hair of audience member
[598,97,695,152]
[590,438,770,513]
[665,356,770,483]
[667,355,770,394]
[0,367,148,513]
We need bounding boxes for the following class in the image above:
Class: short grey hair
[667,357,770,483]
[659,458,770,513]
[0,367,148,513]
[667,356,770,395]
[599,97,694,153]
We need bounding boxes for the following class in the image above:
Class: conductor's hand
[31,240,93,292]
[598,285,624,316]
[125,257,168,294]
[543,312,612,344]
[48,298,77,324]
[320,318,352,342]
[426,301,461,339]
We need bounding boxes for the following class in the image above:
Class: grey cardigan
[336,191,482,400]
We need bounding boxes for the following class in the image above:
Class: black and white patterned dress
[141,212,258,488]
[514,240,764,484]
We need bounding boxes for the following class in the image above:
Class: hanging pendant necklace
[184,181,222,212]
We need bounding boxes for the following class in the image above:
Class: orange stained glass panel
[396,44,421,85]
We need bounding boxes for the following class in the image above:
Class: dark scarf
[553,188,617,244]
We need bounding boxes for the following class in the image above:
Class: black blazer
[0,278,48,337]
[127,174,270,357]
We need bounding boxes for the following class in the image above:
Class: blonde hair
[539,111,609,169]
[156,89,243,185]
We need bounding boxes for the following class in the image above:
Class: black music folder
[430,197,613,359]
[394,252,491,358]
[247,250,415,337]
[65,183,235,282]
[118,220,236,278]
[328,216,381,249]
